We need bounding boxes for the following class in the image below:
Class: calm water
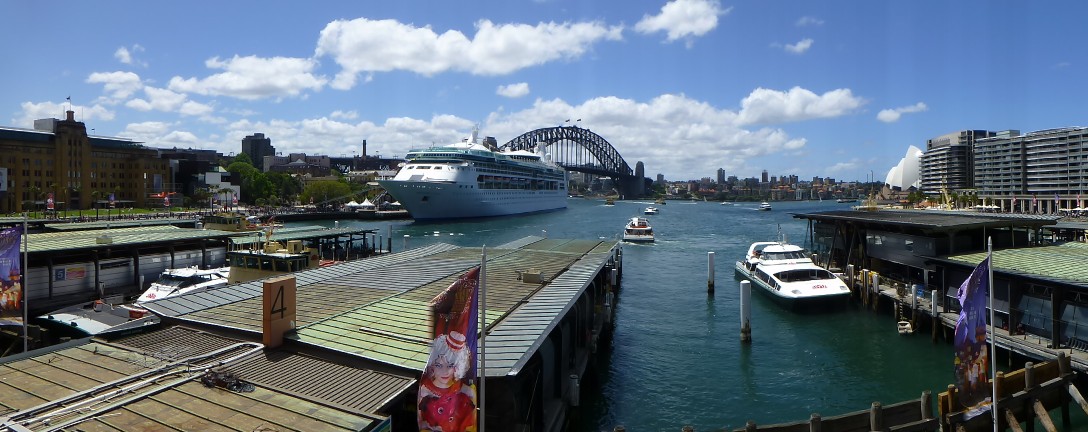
[308,199,963,431]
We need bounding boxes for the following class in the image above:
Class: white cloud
[736,87,865,126]
[315,18,623,89]
[168,55,328,100]
[114,44,145,66]
[784,38,814,54]
[796,16,824,27]
[121,121,202,148]
[635,0,728,44]
[13,101,115,128]
[125,86,213,117]
[86,71,143,101]
[876,102,928,123]
[497,82,530,98]
[330,110,358,120]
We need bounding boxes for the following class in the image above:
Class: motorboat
[622,217,655,243]
[759,202,772,211]
[734,240,850,312]
[136,266,231,303]
[836,198,857,203]
[605,198,616,206]
[644,206,659,215]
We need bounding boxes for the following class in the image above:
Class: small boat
[836,198,857,203]
[136,266,231,303]
[622,217,655,243]
[897,321,914,335]
[734,239,850,312]
[605,198,615,206]
[720,201,735,206]
[644,206,659,215]
[758,202,772,211]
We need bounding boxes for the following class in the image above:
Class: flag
[66,96,71,102]
[0,227,23,325]
[418,267,479,432]
[46,192,54,210]
[108,192,116,208]
[233,195,239,205]
[953,257,991,408]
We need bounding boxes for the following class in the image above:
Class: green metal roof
[42,218,197,231]
[24,225,238,253]
[143,236,619,376]
[942,241,1088,288]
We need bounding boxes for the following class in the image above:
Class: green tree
[302,180,353,208]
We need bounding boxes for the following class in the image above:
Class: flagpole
[22,211,28,353]
[988,236,997,432]
[479,245,487,432]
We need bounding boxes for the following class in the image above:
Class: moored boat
[734,240,850,312]
[622,217,655,242]
[136,266,230,303]
[377,127,568,220]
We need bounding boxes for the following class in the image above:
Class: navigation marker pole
[22,211,28,353]
[988,237,997,432]
[480,245,487,432]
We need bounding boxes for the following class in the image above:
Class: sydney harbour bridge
[331,126,650,198]
[499,126,648,198]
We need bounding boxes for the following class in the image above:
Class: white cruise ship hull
[379,180,568,220]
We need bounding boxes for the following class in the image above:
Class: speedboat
[758,202,772,211]
[622,217,655,243]
[644,206,659,215]
[137,266,230,303]
[734,240,850,312]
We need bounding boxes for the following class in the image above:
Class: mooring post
[1025,361,1036,390]
[870,401,883,432]
[740,280,752,343]
[707,251,715,294]
[921,390,933,420]
[931,290,941,342]
[809,413,822,432]
[403,234,409,251]
[870,271,880,310]
[846,264,855,294]
[947,384,958,416]
[1059,352,1071,427]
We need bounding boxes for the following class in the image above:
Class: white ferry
[734,240,850,312]
[622,217,655,243]
[378,128,568,220]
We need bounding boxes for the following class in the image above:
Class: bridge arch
[499,126,633,178]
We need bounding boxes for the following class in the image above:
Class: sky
[4,1,1088,183]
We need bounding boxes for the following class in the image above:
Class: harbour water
[305,199,974,431]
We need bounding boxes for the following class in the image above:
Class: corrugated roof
[230,225,376,244]
[940,242,1088,288]
[0,331,384,431]
[143,236,619,377]
[44,218,196,231]
[24,225,238,253]
[795,209,1059,231]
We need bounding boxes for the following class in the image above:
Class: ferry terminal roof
[142,236,619,376]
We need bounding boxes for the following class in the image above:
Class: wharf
[1,235,623,432]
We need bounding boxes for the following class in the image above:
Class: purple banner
[0,227,23,325]
[418,266,479,431]
[953,256,991,408]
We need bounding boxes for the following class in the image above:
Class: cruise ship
[378,129,569,220]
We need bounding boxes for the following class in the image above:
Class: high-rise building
[761,169,769,184]
[241,133,275,170]
[975,127,1088,213]
[919,130,995,195]
[717,168,725,184]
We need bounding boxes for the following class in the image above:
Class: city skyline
[4,1,1088,181]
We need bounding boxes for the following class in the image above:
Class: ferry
[226,239,324,284]
[622,217,655,243]
[734,240,850,312]
[644,206,659,215]
[378,128,568,220]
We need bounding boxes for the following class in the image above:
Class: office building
[241,133,275,171]
[919,130,996,195]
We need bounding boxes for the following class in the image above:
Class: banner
[953,257,991,408]
[0,227,23,325]
[108,192,116,208]
[46,192,54,210]
[418,267,479,432]
[164,195,171,207]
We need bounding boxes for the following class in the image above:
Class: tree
[302,180,353,208]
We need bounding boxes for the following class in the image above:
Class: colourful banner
[108,192,116,208]
[164,195,171,207]
[46,192,54,210]
[418,266,479,432]
[954,256,991,408]
[0,227,23,325]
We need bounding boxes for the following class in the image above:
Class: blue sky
[4,1,1087,182]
